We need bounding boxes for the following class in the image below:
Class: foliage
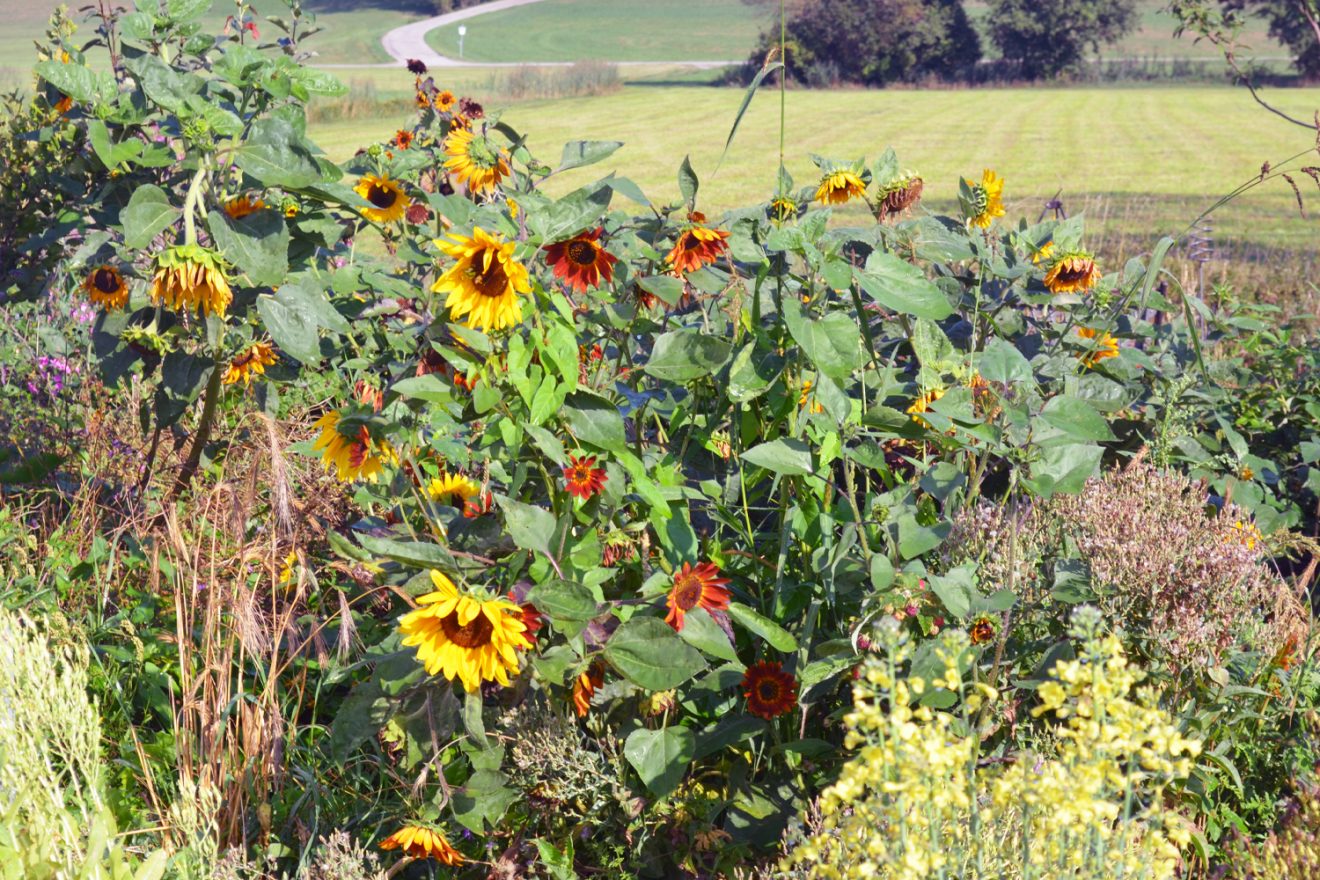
[987,0,1140,79]
[1221,0,1320,78]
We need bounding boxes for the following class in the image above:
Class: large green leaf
[207,209,289,287]
[526,579,598,622]
[782,299,864,379]
[355,534,455,571]
[604,617,707,690]
[120,185,179,249]
[237,117,327,188]
[561,391,626,453]
[645,329,732,383]
[677,607,740,663]
[728,603,798,652]
[741,438,813,477]
[858,252,953,319]
[1039,396,1116,443]
[726,343,785,403]
[558,140,623,172]
[978,338,1033,384]
[1026,443,1103,497]
[624,726,695,797]
[677,155,699,206]
[256,294,318,364]
[33,60,115,103]
[499,499,557,557]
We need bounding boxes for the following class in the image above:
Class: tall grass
[482,61,621,100]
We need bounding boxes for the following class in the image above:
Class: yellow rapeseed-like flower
[379,824,464,865]
[907,387,946,429]
[277,550,297,587]
[311,410,397,483]
[222,341,278,386]
[432,226,531,332]
[1044,252,1102,294]
[398,570,530,692]
[1076,327,1119,368]
[443,127,510,195]
[353,173,410,224]
[970,168,1006,229]
[81,265,130,310]
[428,471,481,508]
[815,169,867,206]
[1230,520,1263,551]
[149,244,232,317]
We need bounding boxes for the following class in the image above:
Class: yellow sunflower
[223,195,266,219]
[815,169,867,206]
[81,265,129,310]
[353,173,410,224]
[1030,241,1055,265]
[432,226,531,332]
[398,570,531,692]
[1076,327,1119,368]
[443,127,510,195]
[907,387,947,429]
[311,410,397,483]
[149,244,232,317]
[969,169,1006,229]
[434,89,457,113]
[222,341,278,386]
[428,471,481,508]
[1044,252,1101,294]
[379,824,464,865]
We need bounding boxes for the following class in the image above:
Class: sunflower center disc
[672,574,703,611]
[682,233,701,252]
[93,269,119,293]
[367,184,397,209]
[757,680,780,702]
[470,261,508,298]
[567,241,597,266]
[440,611,494,648]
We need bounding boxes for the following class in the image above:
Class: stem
[778,0,786,169]
[182,158,209,246]
[171,353,224,497]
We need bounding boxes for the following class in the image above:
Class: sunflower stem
[181,157,209,247]
[171,351,224,498]
[778,0,786,170]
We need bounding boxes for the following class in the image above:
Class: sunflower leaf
[605,617,706,691]
[677,155,699,208]
[729,603,798,652]
[499,499,558,558]
[120,185,179,250]
[624,726,695,797]
[857,252,954,320]
[558,140,623,173]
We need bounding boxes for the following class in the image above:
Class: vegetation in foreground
[5,2,1320,879]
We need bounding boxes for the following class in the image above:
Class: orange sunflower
[666,213,729,276]
[222,341,278,386]
[742,660,797,720]
[379,825,463,865]
[906,387,947,430]
[1044,252,1101,294]
[664,561,731,632]
[393,129,414,149]
[434,89,457,112]
[814,169,867,206]
[1076,327,1119,368]
[543,228,618,294]
[223,195,266,219]
[562,454,607,500]
[573,660,606,718]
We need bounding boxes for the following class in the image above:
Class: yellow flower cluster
[787,614,1199,879]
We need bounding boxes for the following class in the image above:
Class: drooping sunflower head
[1044,252,1101,294]
[399,570,531,692]
[666,215,730,276]
[543,228,618,294]
[222,341,278,386]
[428,470,482,510]
[814,169,868,206]
[432,226,532,332]
[354,173,410,224]
[664,561,732,632]
[434,89,457,113]
[573,660,606,718]
[311,409,397,483]
[562,454,607,500]
[81,265,130,310]
[969,616,997,645]
[443,126,510,195]
[1076,327,1118,369]
[742,660,797,720]
[224,195,266,220]
[149,244,232,317]
[379,824,463,865]
[967,168,1006,229]
[877,172,924,220]
[769,196,798,224]
[414,89,430,110]
[906,386,947,430]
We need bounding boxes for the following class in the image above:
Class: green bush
[987,0,1139,79]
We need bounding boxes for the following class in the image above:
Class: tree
[1222,0,1320,78]
[744,0,981,87]
[987,0,1139,80]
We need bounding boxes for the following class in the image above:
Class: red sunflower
[393,129,415,149]
[508,590,544,641]
[562,454,607,500]
[664,561,731,632]
[666,212,729,276]
[573,661,606,718]
[544,228,618,294]
[742,660,797,720]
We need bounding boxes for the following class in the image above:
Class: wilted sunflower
[769,196,798,223]
[434,89,457,112]
[432,226,531,332]
[815,169,867,206]
[906,387,947,430]
[398,570,530,692]
[149,244,232,317]
[969,616,997,646]
[562,454,607,500]
[666,213,730,276]
[311,410,396,482]
[543,228,618,294]
[81,265,129,310]
[428,470,482,510]
[969,168,1006,229]
[742,660,797,720]
[664,561,731,632]
[573,661,606,718]
[353,173,410,224]
[222,341,277,386]
[379,824,463,865]
[223,195,265,219]
[54,94,73,116]
[393,129,414,149]
[443,127,509,195]
[877,172,923,220]
[406,58,428,76]
[1076,327,1118,368]
[1044,252,1101,294]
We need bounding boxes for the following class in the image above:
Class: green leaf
[677,607,740,663]
[637,274,685,307]
[694,715,766,759]
[355,534,455,570]
[329,684,390,764]
[390,374,451,403]
[526,579,598,622]
[86,119,141,170]
[604,616,707,690]
[499,499,557,557]
[741,439,813,477]
[677,155,699,207]
[624,726,695,797]
[33,60,114,103]
[1026,443,1103,497]
[207,209,288,287]
[717,60,783,170]
[120,185,178,249]
[928,568,976,620]
[645,329,732,383]
[237,117,328,188]
[561,391,626,453]
[896,515,950,559]
[462,688,486,745]
[782,299,864,379]
[978,338,1033,384]
[452,768,517,832]
[256,294,319,364]
[726,343,785,403]
[558,140,623,172]
[166,0,210,21]
[1039,396,1116,443]
[728,603,798,652]
[858,252,953,319]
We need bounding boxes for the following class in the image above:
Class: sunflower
[573,661,606,718]
[969,616,997,646]
[877,173,924,220]
[664,561,731,632]
[354,173,410,224]
[81,265,129,310]
[666,213,730,276]
[1030,241,1055,265]
[969,169,1006,229]
[815,169,867,206]
[414,90,429,110]
[311,410,397,482]
[223,195,266,219]
[509,590,544,640]
[443,127,510,195]
[543,228,618,294]
[54,94,73,116]
[149,244,232,317]
[432,227,531,332]
[1229,520,1263,551]
[398,570,531,692]
[379,824,464,865]
[434,89,457,112]
[222,341,277,386]
[1044,252,1101,294]
[742,660,797,720]
[1076,327,1119,369]
[428,470,482,510]
[354,378,384,412]
[769,196,798,223]
[906,387,947,429]
[393,129,414,149]
[562,454,607,500]
[407,58,428,76]
[798,380,823,415]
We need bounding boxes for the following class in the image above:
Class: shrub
[987,0,1140,80]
